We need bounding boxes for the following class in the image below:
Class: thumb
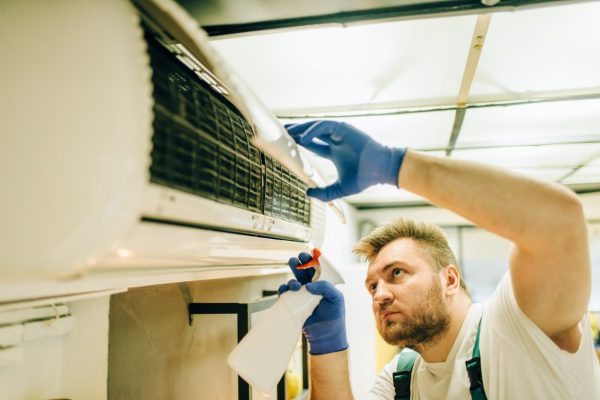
[307,182,345,202]
[306,281,342,302]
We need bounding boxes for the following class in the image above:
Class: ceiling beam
[201,0,590,37]
[420,136,600,152]
[457,15,491,107]
[557,153,600,183]
[276,88,600,119]
[351,185,600,210]
[446,108,467,156]
[446,14,491,155]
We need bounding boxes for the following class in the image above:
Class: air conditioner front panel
[93,221,310,269]
[0,0,153,278]
[139,183,310,241]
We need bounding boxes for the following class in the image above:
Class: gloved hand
[278,252,348,355]
[286,120,406,202]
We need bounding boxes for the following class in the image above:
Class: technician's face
[364,238,450,349]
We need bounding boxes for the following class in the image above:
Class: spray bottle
[227,248,344,394]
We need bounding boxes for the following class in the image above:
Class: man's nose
[373,280,393,305]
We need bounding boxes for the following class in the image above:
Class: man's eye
[369,283,377,293]
[392,268,403,278]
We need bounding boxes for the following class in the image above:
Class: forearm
[398,150,586,252]
[309,350,354,400]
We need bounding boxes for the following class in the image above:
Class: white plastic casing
[0,0,324,279]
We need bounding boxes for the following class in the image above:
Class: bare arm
[399,151,590,347]
[309,351,354,400]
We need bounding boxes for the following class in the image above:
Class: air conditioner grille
[264,156,311,224]
[146,31,310,226]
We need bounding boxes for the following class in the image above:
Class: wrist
[384,146,407,187]
[304,319,348,355]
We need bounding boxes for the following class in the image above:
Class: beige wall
[108,274,288,400]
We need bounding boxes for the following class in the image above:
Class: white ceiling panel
[283,110,454,149]
[457,98,600,146]
[346,185,429,205]
[562,167,600,184]
[451,143,600,169]
[588,156,600,167]
[471,2,600,98]
[211,15,475,112]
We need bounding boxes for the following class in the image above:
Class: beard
[377,275,450,350]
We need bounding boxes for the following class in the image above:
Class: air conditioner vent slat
[146,28,310,226]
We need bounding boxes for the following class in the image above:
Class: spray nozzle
[296,248,321,270]
[296,248,322,282]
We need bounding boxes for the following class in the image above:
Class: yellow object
[375,326,400,372]
[589,312,598,342]
[285,368,302,399]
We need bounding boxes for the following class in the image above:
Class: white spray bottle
[227,248,344,394]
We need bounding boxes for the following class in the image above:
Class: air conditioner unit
[0,0,330,279]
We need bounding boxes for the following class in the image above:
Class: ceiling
[178,0,600,208]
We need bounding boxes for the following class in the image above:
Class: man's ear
[442,264,461,296]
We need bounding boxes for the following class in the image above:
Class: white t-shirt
[366,273,600,399]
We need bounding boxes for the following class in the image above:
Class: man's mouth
[381,311,400,321]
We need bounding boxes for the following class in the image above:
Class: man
[278,120,600,399]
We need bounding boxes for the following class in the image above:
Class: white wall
[0,296,110,400]
[320,201,378,398]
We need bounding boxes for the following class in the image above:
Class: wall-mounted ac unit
[0,0,328,279]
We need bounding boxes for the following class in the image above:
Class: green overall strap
[465,317,488,400]
[393,348,418,400]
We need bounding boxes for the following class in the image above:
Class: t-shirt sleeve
[364,354,400,400]
[484,271,585,351]
[480,271,600,399]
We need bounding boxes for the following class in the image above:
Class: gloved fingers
[288,257,302,269]
[306,281,343,301]
[307,181,346,202]
[277,283,289,296]
[285,120,320,139]
[287,279,302,291]
[286,120,338,146]
[278,279,302,296]
[298,252,313,264]
[288,256,316,284]
[300,139,331,158]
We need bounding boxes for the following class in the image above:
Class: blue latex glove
[286,120,406,202]
[278,252,348,355]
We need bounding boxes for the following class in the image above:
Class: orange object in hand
[296,248,321,270]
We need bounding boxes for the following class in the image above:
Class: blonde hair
[354,218,469,293]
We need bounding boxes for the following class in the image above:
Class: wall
[320,202,382,398]
[108,274,287,400]
[0,296,110,400]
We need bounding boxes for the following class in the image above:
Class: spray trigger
[296,248,322,282]
[296,248,321,270]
